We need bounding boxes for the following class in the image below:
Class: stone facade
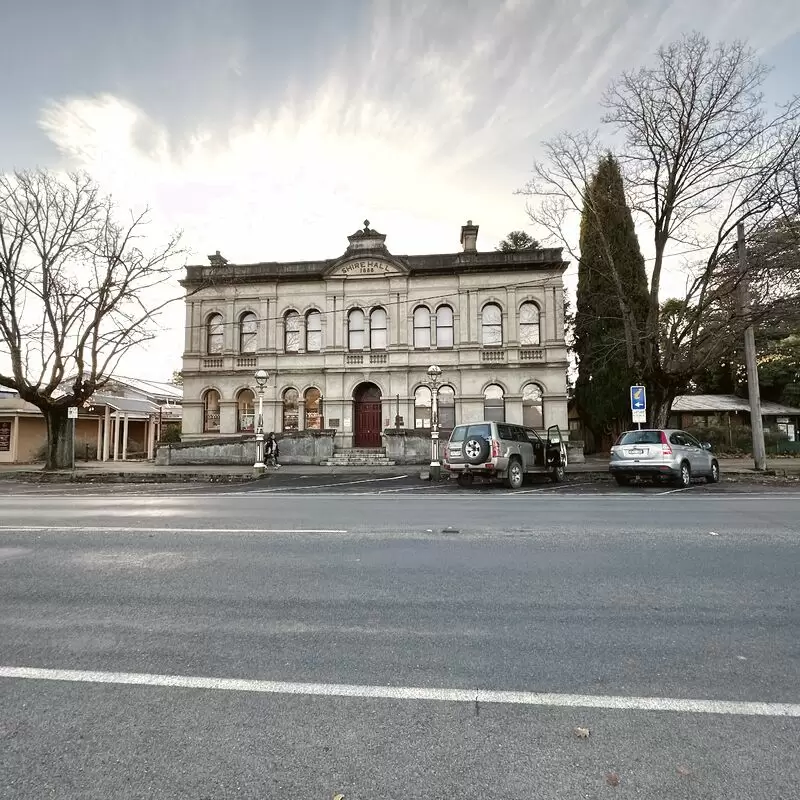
[180,221,570,447]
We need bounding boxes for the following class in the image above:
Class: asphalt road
[1,487,799,799]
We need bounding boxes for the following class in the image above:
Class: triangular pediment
[325,255,407,279]
[324,220,408,278]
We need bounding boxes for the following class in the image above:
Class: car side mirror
[701,442,712,451]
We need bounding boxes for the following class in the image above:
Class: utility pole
[737,222,767,471]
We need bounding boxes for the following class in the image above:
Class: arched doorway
[353,382,382,447]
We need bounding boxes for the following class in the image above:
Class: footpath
[0,456,798,484]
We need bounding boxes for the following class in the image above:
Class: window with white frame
[284,311,301,352]
[413,306,431,349]
[348,308,365,350]
[436,305,454,348]
[519,302,541,346]
[481,304,503,346]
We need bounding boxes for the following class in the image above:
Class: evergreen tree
[574,154,649,447]
[497,231,539,251]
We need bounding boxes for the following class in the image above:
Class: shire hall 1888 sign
[334,259,398,277]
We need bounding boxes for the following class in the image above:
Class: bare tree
[0,170,184,468]
[521,33,800,425]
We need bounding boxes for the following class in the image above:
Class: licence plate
[628,447,644,455]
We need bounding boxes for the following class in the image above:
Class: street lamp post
[427,364,442,480]
[253,369,269,475]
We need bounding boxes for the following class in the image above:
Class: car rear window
[450,424,491,442]
[617,430,662,445]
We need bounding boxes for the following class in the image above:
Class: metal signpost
[630,386,647,428]
[68,406,78,470]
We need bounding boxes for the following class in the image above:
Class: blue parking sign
[630,385,646,411]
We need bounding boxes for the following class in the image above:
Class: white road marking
[658,484,700,495]
[514,481,595,494]
[1,665,798,717]
[247,475,409,493]
[0,526,348,534]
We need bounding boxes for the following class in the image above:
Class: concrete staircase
[321,447,396,467]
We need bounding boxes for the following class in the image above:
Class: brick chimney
[460,220,478,252]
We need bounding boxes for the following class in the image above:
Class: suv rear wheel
[505,458,523,490]
[456,472,474,488]
[551,464,565,483]
[706,460,720,484]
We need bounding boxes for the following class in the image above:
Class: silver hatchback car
[609,429,720,487]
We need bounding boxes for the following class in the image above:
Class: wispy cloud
[34,0,800,377]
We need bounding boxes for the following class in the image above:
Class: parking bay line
[1,665,798,718]
[514,481,595,494]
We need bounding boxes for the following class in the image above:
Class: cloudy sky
[2,0,800,380]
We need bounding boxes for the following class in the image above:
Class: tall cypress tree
[574,154,649,448]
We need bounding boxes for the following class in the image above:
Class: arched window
[282,388,299,431]
[203,389,221,432]
[414,385,432,429]
[237,388,255,432]
[284,311,301,352]
[519,302,541,346]
[481,303,503,346]
[206,314,224,354]
[438,385,456,430]
[306,310,322,352]
[413,306,431,349]
[483,384,505,423]
[370,308,388,350]
[348,308,365,350]
[522,383,544,429]
[239,312,257,354]
[304,387,323,430]
[436,305,454,348]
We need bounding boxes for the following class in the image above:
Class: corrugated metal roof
[91,394,159,416]
[673,394,800,415]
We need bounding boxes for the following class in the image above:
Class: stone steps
[320,448,396,467]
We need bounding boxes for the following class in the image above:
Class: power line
[170,271,570,334]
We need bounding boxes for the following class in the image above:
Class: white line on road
[658,484,700,495]
[1,666,798,717]
[514,481,595,494]
[246,475,409,493]
[0,526,348,534]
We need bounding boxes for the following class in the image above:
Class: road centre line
[1,665,798,718]
[0,526,348,534]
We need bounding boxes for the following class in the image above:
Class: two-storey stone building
[179,221,569,454]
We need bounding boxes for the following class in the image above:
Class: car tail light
[660,431,672,456]
[491,439,501,458]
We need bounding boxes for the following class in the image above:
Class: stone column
[103,406,111,461]
[147,417,156,460]
[298,399,306,431]
[122,414,129,460]
[95,417,102,461]
[112,412,120,461]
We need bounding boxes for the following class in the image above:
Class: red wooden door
[354,401,382,447]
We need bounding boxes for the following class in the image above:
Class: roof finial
[364,219,370,229]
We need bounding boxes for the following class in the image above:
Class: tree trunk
[647,386,676,429]
[44,407,73,470]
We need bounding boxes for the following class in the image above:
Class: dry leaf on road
[606,772,620,787]
[573,726,590,738]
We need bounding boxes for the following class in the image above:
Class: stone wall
[156,430,336,466]
[383,429,444,465]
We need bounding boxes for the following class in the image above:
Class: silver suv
[444,421,567,489]
[609,429,720,487]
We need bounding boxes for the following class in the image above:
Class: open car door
[545,424,566,482]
